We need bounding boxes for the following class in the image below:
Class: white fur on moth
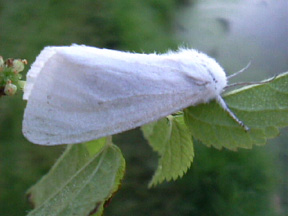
[23,45,235,145]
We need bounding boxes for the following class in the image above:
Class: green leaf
[142,115,194,187]
[184,72,288,150]
[27,138,125,216]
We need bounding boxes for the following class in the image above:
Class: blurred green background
[0,0,287,215]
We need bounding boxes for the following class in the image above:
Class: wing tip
[23,47,57,100]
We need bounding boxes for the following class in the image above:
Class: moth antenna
[227,61,251,79]
[216,96,249,131]
[225,74,277,90]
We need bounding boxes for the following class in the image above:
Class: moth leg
[216,96,249,131]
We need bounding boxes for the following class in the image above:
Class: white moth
[23,45,245,145]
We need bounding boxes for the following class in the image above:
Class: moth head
[192,50,227,96]
[204,57,227,95]
[177,48,227,95]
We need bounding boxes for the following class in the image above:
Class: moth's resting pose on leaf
[23,45,247,145]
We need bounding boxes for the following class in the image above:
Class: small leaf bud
[12,59,25,73]
[0,56,4,72]
[6,58,13,67]
[18,80,26,91]
[0,56,4,67]
[4,83,17,96]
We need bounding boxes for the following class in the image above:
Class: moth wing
[23,46,210,145]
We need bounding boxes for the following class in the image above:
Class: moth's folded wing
[23,46,208,145]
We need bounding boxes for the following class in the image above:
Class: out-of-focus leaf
[27,138,125,216]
